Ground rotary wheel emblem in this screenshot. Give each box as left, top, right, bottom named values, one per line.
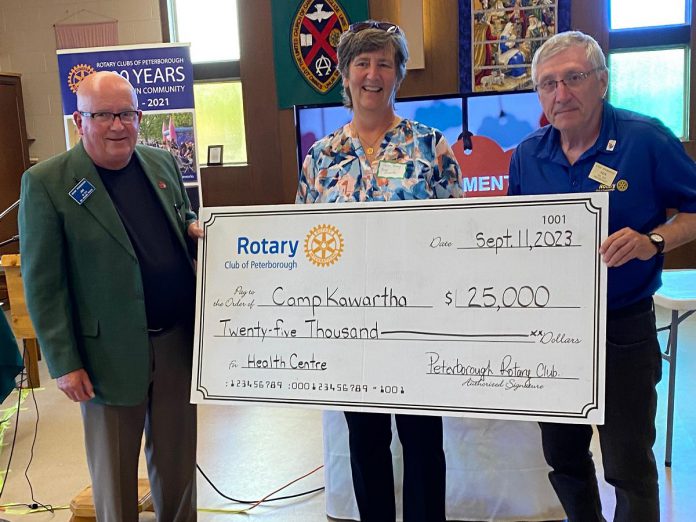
left=68, top=64, right=96, bottom=93
left=304, top=224, right=344, bottom=267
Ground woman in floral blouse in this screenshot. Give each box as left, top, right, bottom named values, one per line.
left=296, top=20, right=464, bottom=522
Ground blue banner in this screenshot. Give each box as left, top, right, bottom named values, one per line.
left=56, top=44, right=199, bottom=184
left=57, top=44, right=194, bottom=113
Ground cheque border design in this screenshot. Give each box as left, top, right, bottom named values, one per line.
left=194, top=196, right=606, bottom=421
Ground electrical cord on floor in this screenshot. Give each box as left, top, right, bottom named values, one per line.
left=23, top=384, right=53, bottom=513
left=0, top=368, right=24, bottom=501
left=0, top=359, right=321, bottom=514
left=0, top=355, right=53, bottom=513
left=197, top=463, right=325, bottom=506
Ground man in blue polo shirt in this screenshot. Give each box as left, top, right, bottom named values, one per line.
left=509, top=31, right=696, bottom=522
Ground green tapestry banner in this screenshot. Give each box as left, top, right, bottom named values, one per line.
left=271, top=0, right=369, bottom=108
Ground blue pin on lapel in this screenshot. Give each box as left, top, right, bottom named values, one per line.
left=69, top=178, right=96, bottom=205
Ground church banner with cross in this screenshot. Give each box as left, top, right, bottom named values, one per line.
left=271, top=0, right=368, bottom=109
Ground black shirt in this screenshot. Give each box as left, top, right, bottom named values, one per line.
left=97, top=156, right=195, bottom=330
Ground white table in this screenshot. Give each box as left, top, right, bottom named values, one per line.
left=323, top=412, right=565, bottom=521
left=653, top=269, right=696, bottom=467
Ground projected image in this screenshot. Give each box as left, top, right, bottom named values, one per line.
left=468, top=91, right=543, bottom=149
left=454, top=91, right=544, bottom=197
left=295, top=96, right=464, bottom=164
left=396, top=97, right=464, bottom=146
left=295, top=92, right=546, bottom=199
left=296, top=104, right=349, bottom=165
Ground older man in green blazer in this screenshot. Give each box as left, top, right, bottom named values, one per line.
left=19, top=72, right=202, bottom=521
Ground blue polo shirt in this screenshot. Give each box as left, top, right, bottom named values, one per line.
left=509, top=101, right=696, bottom=310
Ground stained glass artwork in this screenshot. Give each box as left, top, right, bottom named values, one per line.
left=471, top=0, right=559, bottom=92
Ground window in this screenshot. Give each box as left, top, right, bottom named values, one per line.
left=165, top=0, right=247, bottom=163
left=168, top=0, right=240, bottom=63
left=194, top=82, right=247, bottom=164
left=610, top=0, right=687, bottom=30
left=607, top=0, right=690, bottom=138
left=609, top=48, right=687, bottom=138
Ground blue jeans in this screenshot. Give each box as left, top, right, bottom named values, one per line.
left=540, top=299, right=662, bottom=522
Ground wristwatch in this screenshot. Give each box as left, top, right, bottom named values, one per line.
left=647, top=232, right=665, bottom=255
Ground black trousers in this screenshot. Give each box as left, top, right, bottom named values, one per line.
left=539, top=299, right=662, bottom=522
left=343, top=411, right=446, bottom=522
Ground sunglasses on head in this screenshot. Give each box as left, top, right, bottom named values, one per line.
left=348, top=21, right=401, bottom=34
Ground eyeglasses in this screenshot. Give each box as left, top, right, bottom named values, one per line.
left=78, top=110, right=140, bottom=124
left=535, top=68, right=601, bottom=94
left=348, top=21, right=401, bottom=34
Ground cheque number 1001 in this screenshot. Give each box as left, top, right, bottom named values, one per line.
left=461, top=285, right=550, bottom=309
left=543, top=214, right=566, bottom=225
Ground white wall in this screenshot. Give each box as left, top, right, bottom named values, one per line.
left=0, top=0, right=162, bottom=162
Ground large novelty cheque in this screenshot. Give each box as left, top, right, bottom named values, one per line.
left=192, top=193, right=608, bottom=424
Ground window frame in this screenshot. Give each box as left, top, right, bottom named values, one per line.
left=608, top=0, right=690, bottom=33
left=606, top=0, right=692, bottom=139
left=608, top=45, right=690, bottom=139
left=192, top=79, right=248, bottom=165
left=160, top=0, right=241, bottom=81
left=159, top=0, right=246, bottom=164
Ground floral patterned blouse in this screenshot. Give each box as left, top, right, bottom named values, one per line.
left=296, top=119, right=463, bottom=203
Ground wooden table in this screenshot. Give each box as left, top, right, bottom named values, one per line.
left=0, top=254, right=40, bottom=387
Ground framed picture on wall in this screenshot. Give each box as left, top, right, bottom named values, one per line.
left=207, top=145, right=224, bottom=166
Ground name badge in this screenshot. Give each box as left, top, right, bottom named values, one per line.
left=69, top=178, right=96, bottom=205
left=377, top=161, right=407, bottom=179
left=588, top=162, right=618, bottom=187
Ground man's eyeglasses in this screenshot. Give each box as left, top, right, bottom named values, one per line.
left=535, top=68, right=601, bottom=94
left=78, top=110, right=140, bottom=124
left=348, top=21, right=401, bottom=34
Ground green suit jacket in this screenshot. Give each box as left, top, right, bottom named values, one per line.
left=18, top=142, right=197, bottom=405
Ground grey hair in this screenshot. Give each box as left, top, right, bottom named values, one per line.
left=531, top=31, right=607, bottom=85
left=336, top=21, right=409, bottom=109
